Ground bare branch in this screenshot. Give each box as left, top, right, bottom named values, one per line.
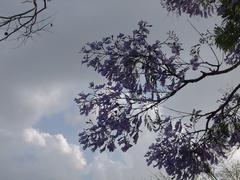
left=0, top=0, right=50, bottom=43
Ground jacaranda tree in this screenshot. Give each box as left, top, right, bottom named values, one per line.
left=75, top=0, right=240, bottom=179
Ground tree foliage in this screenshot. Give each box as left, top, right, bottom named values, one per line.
left=76, top=0, right=240, bottom=179
left=215, top=0, right=240, bottom=51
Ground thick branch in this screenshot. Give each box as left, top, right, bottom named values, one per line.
left=205, top=83, right=240, bottom=130
left=185, top=60, right=240, bottom=84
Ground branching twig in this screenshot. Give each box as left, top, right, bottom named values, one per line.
left=0, top=0, right=50, bottom=43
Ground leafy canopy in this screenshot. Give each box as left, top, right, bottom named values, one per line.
left=76, top=0, right=240, bottom=179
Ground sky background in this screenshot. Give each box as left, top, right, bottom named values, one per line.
left=0, top=0, right=239, bottom=180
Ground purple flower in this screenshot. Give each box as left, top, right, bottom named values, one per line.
left=160, top=0, right=216, bottom=17
left=190, top=55, right=200, bottom=70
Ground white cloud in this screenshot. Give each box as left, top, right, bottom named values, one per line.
left=0, top=126, right=158, bottom=180
left=23, top=128, right=86, bottom=169
left=0, top=128, right=87, bottom=180
left=23, top=128, right=48, bottom=146
left=84, top=130, right=158, bottom=180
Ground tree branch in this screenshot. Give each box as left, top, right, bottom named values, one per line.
left=0, top=0, right=50, bottom=42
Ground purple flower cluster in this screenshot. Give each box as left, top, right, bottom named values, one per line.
left=81, top=21, right=195, bottom=98
left=190, top=55, right=200, bottom=70
left=160, top=0, right=216, bottom=17
left=77, top=20, right=240, bottom=180
left=145, top=92, right=240, bottom=179
left=145, top=120, right=220, bottom=179
left=225, top=41, right=240, bottom=65
left=76, top=82, right=143, bottom=152
left=77, top=21, right=199, bottom=154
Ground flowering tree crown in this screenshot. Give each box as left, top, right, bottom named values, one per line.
left=76, top=0, right=240, bottom=179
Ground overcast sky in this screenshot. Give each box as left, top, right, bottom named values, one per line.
left=0, top=0, right=239, bottom=180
